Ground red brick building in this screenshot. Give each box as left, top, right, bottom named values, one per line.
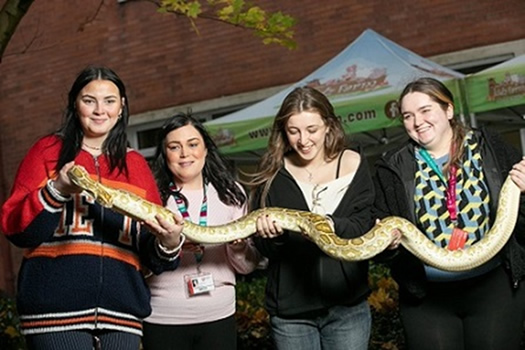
left=1, top=0, right=525, bottom=293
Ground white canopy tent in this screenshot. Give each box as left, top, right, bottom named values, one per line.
left=205, top=29, right=465, bottom=159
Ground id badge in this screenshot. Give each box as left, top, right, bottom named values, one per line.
left=184, top=272, right=215, bottom=297
left=448, top=227, right=468, bottom=251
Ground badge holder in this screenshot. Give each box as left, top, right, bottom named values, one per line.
left=448, top=227, right=468, bottom=251
left=185, top=272, right=215, bottom=297
left=184, top=247, right=215, bottom=297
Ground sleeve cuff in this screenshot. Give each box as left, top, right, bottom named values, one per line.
left=155, top=234, right=185, bottom=261
left=44, top=179, right=72, bottom=204
left=325, top=215, right=335, bottom=231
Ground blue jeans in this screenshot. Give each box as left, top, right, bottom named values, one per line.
left=270, top=301, right=371, bottom=350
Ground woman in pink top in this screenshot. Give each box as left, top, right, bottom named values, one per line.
left=142, top=113, right=262, bottom=350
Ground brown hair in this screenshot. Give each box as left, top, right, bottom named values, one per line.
left=245, top=86, right=345, bottom=207
left=399, top=77, right=469, bottom=173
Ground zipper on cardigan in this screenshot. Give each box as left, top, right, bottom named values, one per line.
left=94, top=156, right=104, bottom=225
left=94, top=307, right=99, bottom=329
left=93, top=155, right=104, bottom=329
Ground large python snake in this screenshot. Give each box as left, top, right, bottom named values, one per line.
left=67, top=165, right=521, bottom=272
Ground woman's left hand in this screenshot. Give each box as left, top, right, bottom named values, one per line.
left=510, top=157, right=525, bottom=192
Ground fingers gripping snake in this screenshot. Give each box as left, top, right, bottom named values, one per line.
left=67, top=165, right=521, bottom=272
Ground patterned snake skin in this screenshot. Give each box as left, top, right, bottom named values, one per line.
left=67, top=165, right=520, bottom=271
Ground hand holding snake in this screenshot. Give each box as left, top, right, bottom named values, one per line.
left=509, top=157, right=525, bottom=191
left=142, top=211, right=185, bottom=251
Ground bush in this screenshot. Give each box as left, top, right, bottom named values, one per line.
left=368, top=262, right=405, bottom=350
left=235, top=270, right=272, bottom=349
left=0, top=291, right=26, bottom=350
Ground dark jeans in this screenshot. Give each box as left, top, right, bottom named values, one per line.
left=142, top=315, right=236, bottom=350
left=400, top=265, right=525, bottom=350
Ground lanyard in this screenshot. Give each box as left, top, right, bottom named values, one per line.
left=173, top=184, right=208, bottom=263
left=418, top=148, right=458, bottom=222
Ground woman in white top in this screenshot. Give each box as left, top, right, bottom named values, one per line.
left=246, top=86, right=376, bottom=350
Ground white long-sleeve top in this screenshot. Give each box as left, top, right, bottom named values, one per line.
left=145, top=183, right=261, bottom=325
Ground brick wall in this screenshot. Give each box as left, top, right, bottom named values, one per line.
left=1, top=0, right=525, bottom=292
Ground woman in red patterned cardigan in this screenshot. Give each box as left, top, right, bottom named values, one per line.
left=0, top=66, right=184, bottom=350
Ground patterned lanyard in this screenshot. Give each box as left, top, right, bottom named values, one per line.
left=173, top=184, right=208, bottom=263
left=418, top=148, right=458, bottom=222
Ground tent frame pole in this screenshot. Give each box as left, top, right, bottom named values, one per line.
left=520, top=128, right=525, bottom=156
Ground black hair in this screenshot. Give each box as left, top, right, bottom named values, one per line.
left=152, top=112, right=246, bottom=207
left=54, top=65, right=130, bottom=174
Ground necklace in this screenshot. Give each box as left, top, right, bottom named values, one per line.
left=303, top=161, right=326, bottom=182
left=82, top=142, right=101, bottom=151
left=304, top=167, right=314, bottom=182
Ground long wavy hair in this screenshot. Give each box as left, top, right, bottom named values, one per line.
left=399, top=77, right=469, bottom=173
left=54, top=66, right=130, bottom=174
left=152, top=112, right=246, bottom=207
left=246, top=86, right=346, bottom=207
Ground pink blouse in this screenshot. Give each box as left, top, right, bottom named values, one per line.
left=145, top=183, right=262, bottom=325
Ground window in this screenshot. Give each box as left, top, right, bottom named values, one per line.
left=447, top=54, right=514, bottom=75
left=126, top=85, right=284, bottom=158
left=430, top=38, right=525, bottom=74
left=127, top=105, right=249, bottom=160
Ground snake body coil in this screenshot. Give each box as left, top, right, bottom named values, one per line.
left=67, top=165, right=520, bottom=272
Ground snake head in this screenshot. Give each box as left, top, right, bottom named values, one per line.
left=67, top=165, right=109, bottom=205
left=67, top=165, right=87, bottom=184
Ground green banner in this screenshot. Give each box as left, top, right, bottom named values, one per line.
left=206, top=93, right=402, bottom=155
left=207, top=81, right=464, bottom=155
left=466, top=58, right=525, bottom=113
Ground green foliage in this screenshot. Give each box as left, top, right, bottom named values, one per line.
left=159, top=0, right=201, bottom=18
left=0, top=292, right=26, bottom=350
left=235, top=271, right=272, bottom=349
left=157, top=0, right=296, bottom=49
left=368, top=263, right=405, bottom=350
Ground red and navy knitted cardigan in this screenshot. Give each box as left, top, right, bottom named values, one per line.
left=0, top=135, right=179, bottom=336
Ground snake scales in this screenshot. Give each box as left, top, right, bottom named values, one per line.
left=67, top=165, right=521, bottom=272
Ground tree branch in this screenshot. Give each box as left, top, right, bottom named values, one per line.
left=78, top=0, right=105, bottom=32
left=0, top=0, right=296, bottom=63
left=0, top=0, right=35, bottom=62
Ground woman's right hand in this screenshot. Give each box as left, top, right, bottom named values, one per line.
left=53, top=161, right=83, bottom=196
left=510, top=157, right=525, bottom=192
left=256, top=214, right=283, bottom=239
